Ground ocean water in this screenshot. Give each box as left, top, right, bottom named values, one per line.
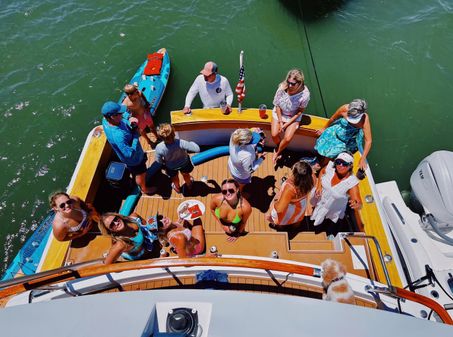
left=1, top=0, right=452, bottom=273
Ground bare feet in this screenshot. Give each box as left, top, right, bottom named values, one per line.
left=265, top=213, right=273, bottom=223
left=226, top=236, right=238, bottom=242
left=171, top=183, right=181, bottom=194
left=272, top=150, right=281, bottom=165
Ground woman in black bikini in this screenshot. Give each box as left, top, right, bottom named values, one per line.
left=50, top=192, right=98, bottom=242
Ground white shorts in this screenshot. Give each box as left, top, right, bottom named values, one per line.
left=272, top=109, right=303, bottom=123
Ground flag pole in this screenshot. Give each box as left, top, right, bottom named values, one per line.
left=238, top=50, right=244, bottom=113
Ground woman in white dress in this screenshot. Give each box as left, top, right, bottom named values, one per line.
left=310, top=152, right=363, bottom=231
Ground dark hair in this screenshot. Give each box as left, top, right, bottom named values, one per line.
left=335, top=151, right=354, bottom=174
left=292, top=162, right=314, bottom=195
left=221, top=178, right=239, bottom=188
left=221, top=178, right=243, bottom=207
left=49, top=191, right=69, bottom=208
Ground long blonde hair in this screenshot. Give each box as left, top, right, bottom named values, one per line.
left=231, top=128, right=252, bottom=146
left=278, top=69, right=305, bottom=92
left=99, top=212, right=138, bottom=245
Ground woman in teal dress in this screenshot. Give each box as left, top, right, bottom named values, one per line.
left=315, top=99, right=372, bottom=170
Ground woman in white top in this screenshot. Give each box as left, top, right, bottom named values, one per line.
left=158, top=216, right=205, bottom=258
left=228, top=128, right=266, bottom=191
left=271, top=69, right=310, bottom=165
left=310, top=152, right=363, bottom=229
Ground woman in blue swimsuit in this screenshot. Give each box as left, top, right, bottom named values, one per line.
left=99, top=212, right=148, bottom=264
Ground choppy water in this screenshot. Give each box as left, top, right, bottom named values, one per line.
left=1, top=0, right=452, bottom=273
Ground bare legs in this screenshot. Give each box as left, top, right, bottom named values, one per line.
left=135, top=172, right=155, bottom=194
left=182, top=172, right=193, bottom=189
left=172, top=172, right=194, bottom=193
left=271, top=121, right=299, bottom=164
left=190, top=218, right=205, bottom=255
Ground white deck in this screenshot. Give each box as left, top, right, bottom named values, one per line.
left=1, top=289, right=452, bottom=337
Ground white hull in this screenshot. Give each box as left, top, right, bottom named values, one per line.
left=377, top=180, right=453, bottom=314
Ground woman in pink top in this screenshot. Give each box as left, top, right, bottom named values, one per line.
left=122, top=84, right=158, bottom=146
left=266, top=161, right=314, bottom=228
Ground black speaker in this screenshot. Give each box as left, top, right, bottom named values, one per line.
left=166, top=307, right=198, bottom=337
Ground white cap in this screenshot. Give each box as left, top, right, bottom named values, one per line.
left=335, top=152, right=354, bottom=164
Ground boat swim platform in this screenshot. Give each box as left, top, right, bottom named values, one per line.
left=66, top=147, right=376, bottom=281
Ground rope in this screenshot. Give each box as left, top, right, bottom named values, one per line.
left=297, top=2, right=328, bottom=118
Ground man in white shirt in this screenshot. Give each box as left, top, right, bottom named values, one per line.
left=183, top=61, right=234, bottom=115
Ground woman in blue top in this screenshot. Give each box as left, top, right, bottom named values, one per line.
left=99, top=212, right=148, bottom=264
left=315, top=99, right=372, bottom=171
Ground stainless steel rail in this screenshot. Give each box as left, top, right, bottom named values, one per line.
left=339, top=232, right=393, bottom=291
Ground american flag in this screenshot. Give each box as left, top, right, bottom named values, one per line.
left=235, top=64, right=246, bottom=104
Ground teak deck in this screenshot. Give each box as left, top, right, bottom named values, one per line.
left=68, top=139, right=376, bottom=281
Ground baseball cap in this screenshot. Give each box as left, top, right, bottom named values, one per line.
left=101, top=101, right=123, bottom=117
left=346, top=99, right=367, bottom=124
left=200, top=61, right=218, bottom=76
left=335, top=152, right=354, bottom=164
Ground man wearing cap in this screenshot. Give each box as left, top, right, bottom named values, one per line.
left=182, top=61, right=234, bottom=115
left=101, top=101, right=153, bottom=194
left=314, top=99, right=372, bottom=170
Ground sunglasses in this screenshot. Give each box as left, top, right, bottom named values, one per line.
left=108, top=112, right=122, bottom=118
left=126, top=91, right=138, bottom=97
left=108, top=216, right=121, bottom=230
left=334, top=159, right=351, bottom=167
left=221, top=189, right=236, bottom=195
left=287, top=80, right=300, bottom=87
left=58, top=199, right=74, bottom=209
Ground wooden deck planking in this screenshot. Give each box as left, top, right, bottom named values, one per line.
left=62, top=130, right=374, bottom=282
left=135, top=148, right=291, bottom=235
left=128, top=145, right=377, bottom=280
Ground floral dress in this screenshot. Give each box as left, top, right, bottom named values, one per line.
left=314, top=118, right=364, bottom=159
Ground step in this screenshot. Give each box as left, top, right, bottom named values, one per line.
left=290, top=231, right=327, bottom=242
left=289, top=240, right=334, bottom=251
left=205, top=231, right=289, bottom=258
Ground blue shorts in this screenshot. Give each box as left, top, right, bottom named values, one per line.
left=166, top=158, right=194, bottom=178
left=232, top=174, right=251, bottom=185
left=128, top=154, right=147, bottom=175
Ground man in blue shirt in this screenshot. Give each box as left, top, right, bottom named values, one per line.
left=101, top=101, right=153, bottom=194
